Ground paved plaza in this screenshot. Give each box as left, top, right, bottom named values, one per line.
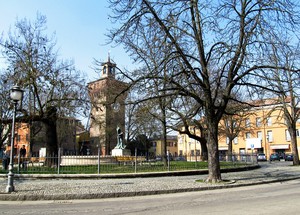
left=0, top=162, right=299, bottom=201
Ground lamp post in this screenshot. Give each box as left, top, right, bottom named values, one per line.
left=6, top=85, right=23, bottom=193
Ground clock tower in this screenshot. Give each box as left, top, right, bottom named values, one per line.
left=88, top=56, right=128, bottom=155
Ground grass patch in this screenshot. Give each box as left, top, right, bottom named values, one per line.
left=0, top=161, right=251, bottom=174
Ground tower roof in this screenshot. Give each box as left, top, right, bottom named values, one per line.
left=100, top=54, right=116, bottom=79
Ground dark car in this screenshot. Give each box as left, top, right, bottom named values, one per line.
left=270, top=153, right=280, bottom=161
left=285, top=154, right=293, bottom=161
left=174, top=156, right=186, bottom=161
left=279, top=153, right=285, bottom=159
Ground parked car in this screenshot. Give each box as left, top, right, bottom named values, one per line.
left=279, top=153, right=285, bottom=159
left=257, top=153, right=267, bottom=161
left=285, top=154, right=293, bottom=161
left=174, top=156, right=186, bottom=161
left=270, top=153, right=280, bottom=161
left=155, top=156, right=162, bottom=161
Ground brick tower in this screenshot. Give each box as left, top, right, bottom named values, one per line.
left=88, top=56, right=128, bottom=155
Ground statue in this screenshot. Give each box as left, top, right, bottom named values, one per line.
left=115, top=126, right=126, bottom=149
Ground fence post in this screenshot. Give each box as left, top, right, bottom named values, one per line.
left=57, top=148, right=61, bottom=174
left=97, top=146, right=100, bottom=174
left=134, top=147, right=137, bottom=173
left=167, top=150, right=170, bottom=171
left=17, top=153, right=20, bottom=174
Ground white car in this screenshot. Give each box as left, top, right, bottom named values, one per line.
left=257, top=153, right=267, bottom=161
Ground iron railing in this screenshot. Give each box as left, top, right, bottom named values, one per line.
left=0, top=151, right=257, bottom=175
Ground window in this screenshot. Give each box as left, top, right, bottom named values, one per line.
left=267, top=131, right=273, bottom=142
left=16, top=135, right=21, bottom=142
left=257, top=131, right=262, bottom=140
left=111, top=67, right=115, bottom=74
left=225, top=120, right=236, bottom=128
left=225, top=120, right=229, bottom=128
left=285, top=130, right=291, bottom=141
left=227, top=137, right=238, bottom=144
left=191, top=150, right=195, bottom=156
left=234, top=137, right=238, bottom=144
left=246, top=132, right=251, bottom=139
left=256, top=117, right=261, bottom=127
left=179, top=150, right=183, bottom=156
left=168, top=142, right=175, bottom=147
left=233, top=120, right=237, bottom=128
left=245, top=118, right=250, bottom=127
left=266, top=117, right=272, bottom=126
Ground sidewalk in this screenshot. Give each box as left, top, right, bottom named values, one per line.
left=0, top=162, right=299, bottom=201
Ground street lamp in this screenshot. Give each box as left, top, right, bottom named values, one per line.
left=6, top=85, right=23, bottom=193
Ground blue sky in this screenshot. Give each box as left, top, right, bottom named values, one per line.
left=0, top=0, right=132, bottom=81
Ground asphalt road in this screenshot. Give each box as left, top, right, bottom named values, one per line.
left=1, top=178, right=300, bottom=215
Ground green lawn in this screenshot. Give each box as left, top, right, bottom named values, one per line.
left=0, top=160, right=250, bottom=174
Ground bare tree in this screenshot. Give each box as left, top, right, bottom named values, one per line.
left=262, top=42, right=300, bottom=165
left=0, top=75, right=13, bottom=148
left=219, top=102, right=254, bottom=161
left=107, top=0, right=300, bottom=182
left=168, top=96, right=208, bottom=161
left=0, top=14, right=89, bottom=157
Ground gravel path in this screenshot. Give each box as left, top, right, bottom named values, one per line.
left=0, top=162, right=299, bottom=201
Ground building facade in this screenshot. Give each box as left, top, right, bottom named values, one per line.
left=2, top=118, right=78, bottom=158
left=6, top=122, right=30, bottom=157
left=177, top=128, right=202, bottom=161
left=88, top=57, right=128, bottom=155
left=178, top=100, right=300, bottom=160
left=218, top=101, right=300, bottom=159
left=150, top=135, right=178, bottom=158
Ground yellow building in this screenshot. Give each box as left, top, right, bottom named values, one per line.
left=179, top=99, right=300, bottom=160
left=177, top=129, right=201, bottom=159
left=150, top=135, right=178, bottom=157
left=219, top=100, right=300, bottom=159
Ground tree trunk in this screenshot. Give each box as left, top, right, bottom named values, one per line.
left=44, top=120, right=58, bottom=155
left=227, top=139, right=233, bottom=162
left=205, top=121, right=222, bottom=183
left=289, top=128, right=300, bottom=165
left=200, top=140, right=208, bottom=161
left=162, top=123, right=168, bottom=167
left=43, top=106, right=58, bottom=167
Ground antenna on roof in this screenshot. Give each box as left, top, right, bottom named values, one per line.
left=108, top=50, right=111, bottom=63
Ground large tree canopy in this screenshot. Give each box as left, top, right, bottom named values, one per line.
left=0, top=14, right=89, bottom=155
left=263, top=42, right=300, bottom=165
left=108, top=0, right=300, bottom=182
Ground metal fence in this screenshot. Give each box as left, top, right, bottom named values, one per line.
left=0, top=152, right=257, bottom=175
